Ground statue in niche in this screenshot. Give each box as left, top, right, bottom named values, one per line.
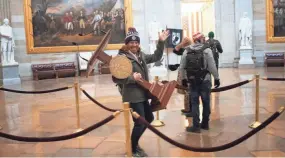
left=238, top=12, right=252, bottom=49
left=0, top=18, right=16, bottom=65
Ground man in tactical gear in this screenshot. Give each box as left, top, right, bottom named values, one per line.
left=172, top=37, right=193, bottom=116
left=206, top=31, right=223, bottom=70
left=179, top=32, right=220, bottom=133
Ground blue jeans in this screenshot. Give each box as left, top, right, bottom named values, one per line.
left=130, top=101, right=154, bottom=152
left=189, top=80, right=211, bottom=128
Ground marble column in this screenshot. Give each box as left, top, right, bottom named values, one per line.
left=215, top=0, right=237, bottom=68
left=0, top=0, right=11, bottom=22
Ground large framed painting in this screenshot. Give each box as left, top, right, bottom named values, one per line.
left=266, top=0, right=285, bottom=43
left=23, top=0, right=133, bottom=54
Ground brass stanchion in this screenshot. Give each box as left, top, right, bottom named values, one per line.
left=249, top=74, right=261, bottom=128
left=151, top=76, right=165, bottom=127
left=74, top=82, right=81, bottom=130
left=123, top=102, right=132, bottom=157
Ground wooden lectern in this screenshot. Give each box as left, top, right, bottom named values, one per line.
left=137, top=79, right=177, bottom=111
left=86, top=30, right=177, bottom=111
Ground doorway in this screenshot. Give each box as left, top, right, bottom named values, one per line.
left=181, top=0, right=215, bottom=39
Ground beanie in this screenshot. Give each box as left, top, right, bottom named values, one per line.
left=208, top=31, right=214, bottom=38
left=125, top=27, right=140, bottom=44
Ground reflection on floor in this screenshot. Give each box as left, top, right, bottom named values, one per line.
left=0, top=68, right=285, bottom=157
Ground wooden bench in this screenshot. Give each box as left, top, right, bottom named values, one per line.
left=32, top=63, right=55, bottom=80
left=54, top=62, right=76, bottom=78
left=32, top=62, right=76, bottom=80
left=265, top=52, right=285, bottom=67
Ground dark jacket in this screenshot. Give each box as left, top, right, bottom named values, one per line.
left=206, top=39, right=223, bottom=59
left=112, top=40, right=165, bottom=103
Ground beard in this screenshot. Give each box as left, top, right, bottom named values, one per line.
left=129, top=46, right=139, bottom=53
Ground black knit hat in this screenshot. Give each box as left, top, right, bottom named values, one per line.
left=125, top=27, right=140, bottom=44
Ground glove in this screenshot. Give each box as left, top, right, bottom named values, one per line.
left=214, top=79, right=220, bottom=88
left=173, top=48, right=185, bottom=56
left=182, top=79, right=188, bottom=87
left=168, top=64, right=180, bottom=71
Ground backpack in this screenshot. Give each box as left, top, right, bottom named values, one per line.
left=185, top=45, right=209, bottom=85
left=207, top=39, right=218, bottom=58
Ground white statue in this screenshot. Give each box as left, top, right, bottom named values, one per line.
left=238, top=12, right=252, bottom=49
left=0, top=18, right=16, bottom=65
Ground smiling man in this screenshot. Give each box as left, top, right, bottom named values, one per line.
left=112, top=27, right=169, bottom=157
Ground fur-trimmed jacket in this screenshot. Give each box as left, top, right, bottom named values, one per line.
left=112, top=41, right=165, bottom=103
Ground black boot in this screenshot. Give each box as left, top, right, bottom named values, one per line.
left=181, top=109, right=190, bottom=113
left=186, top=126, right=201, bottom=133
left=185, top=112, right=193, bottom=117
left=132, top=150, right=145, bottom=157
left=137, top=145, right=148, bottom=156
left=132, top=145, right=148, bottom=157
left=200, top=121, right=209, bottom=130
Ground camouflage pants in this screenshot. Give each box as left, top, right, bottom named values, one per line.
left=184, top=90, right=191, bottom=112
left=177, top=69, right=191, bottom=111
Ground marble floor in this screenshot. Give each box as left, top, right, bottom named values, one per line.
left=0, top=68, right=285, bottom=157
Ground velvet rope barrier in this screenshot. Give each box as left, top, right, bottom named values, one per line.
left=211, top=79, right=252, bottom=93
left=81, top=88, right=119, bottom=112
left=0, top=86, right=72, bottom=94
left=132, top=107, right=284, bottom=152
left=262, top=77, right=285, bottom=81
left=162, top=79, right=253, bottom=93
left=0, top=112, right=120, bottom=142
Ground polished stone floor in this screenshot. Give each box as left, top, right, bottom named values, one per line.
left=0, top=68, right=285, bottom=157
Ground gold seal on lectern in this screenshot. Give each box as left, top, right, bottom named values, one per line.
left=109, top=55, right=132, bottom=79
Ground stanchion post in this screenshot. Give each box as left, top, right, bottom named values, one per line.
left=249, top=74, right=261, bottom=128
left=0, top=126, right=2, bottom=130
left=123, top=102, right=132, bottom=157
left=74, top=82, right=81, bottom=129
left=151, top=76, right=165, bottom=127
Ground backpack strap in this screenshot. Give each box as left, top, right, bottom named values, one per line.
left=186, top=44, right=208, bottom=54
left=185, top=47, right=194, bottom=54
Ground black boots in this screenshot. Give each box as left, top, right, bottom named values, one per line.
left=200, top=121, right=209, bottom=130
left=132, top=145, right=148, bottom=157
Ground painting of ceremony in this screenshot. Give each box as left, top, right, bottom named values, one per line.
left=31, top=0, right=126, bottom=47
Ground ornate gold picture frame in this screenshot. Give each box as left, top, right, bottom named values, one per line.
left=266, top=0, right=285, bottom=43
left=23, top=0, right=133, bottom=54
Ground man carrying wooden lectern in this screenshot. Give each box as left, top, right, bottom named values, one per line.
left=112, top=27, right=169, bottom=157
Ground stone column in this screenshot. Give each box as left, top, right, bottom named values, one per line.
left=215, top=0, right=237, bottom=68
left=0, top=0, right=11, bottom=22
